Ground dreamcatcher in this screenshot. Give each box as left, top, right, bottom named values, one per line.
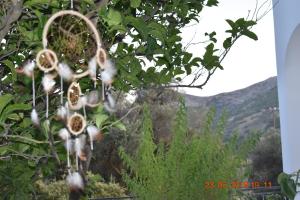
left=19, top=3, right=116, bottom=192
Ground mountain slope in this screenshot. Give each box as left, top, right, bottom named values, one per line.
left=185, top=77, right=279, bottom=137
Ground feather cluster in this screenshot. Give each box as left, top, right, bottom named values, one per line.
left=42, top=74, right=56, bottom=93
left=75, top=135, right=86, bottom=161
left=88, top=57, right=97, bottom=81
left=87, top=125, right=103, bottom=150
left=23, top=61, right=36, bottom=77
left=101, top=60, right=116, bottom=84
left=104, top=93, right=116, bottom=113
left=57, top=106, right=68, bottom=121
left=67, top=172, right=84, bottom=191
left=59, top=128, right=70, bottom=141
left=31, top=109, right=40, bottom=126
left=86, top=90, right=100, bottom=106
left=58, top=63, right=74, bottom=82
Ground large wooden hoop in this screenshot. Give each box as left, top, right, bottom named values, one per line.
left=42, top=10, right=103, bottom=79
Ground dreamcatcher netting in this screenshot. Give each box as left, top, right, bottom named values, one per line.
left=19, top=7, right=116, bottom=191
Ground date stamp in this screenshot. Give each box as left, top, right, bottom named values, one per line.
left=204, top=181, right=272, bottom=189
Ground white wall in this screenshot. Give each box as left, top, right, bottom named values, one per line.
left=273, top=0, right=300, bottom=173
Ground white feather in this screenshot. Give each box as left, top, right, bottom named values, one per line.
left=87, top=90, right=100, bottom=105
left=107, top=93, right=115, bottom=108
left=23, top=61, right=35, bottom=77
left=104, top=102, right=116, bottom=113
left=75, top=135, right=86, bottom=157
left=42, top=74, right=56, bottom=92
left=101, top=60, right=116, bottom=84
left=67, top=172, right=84, bottom=190
left=57, top=106, right=67, bottom=120
left=58, top=128, right=70, bottom=140
left=87, top=125, right=100, bottom=150
left=31, top=109, right=39, bottom=126
left=80, top=96, right=87, bottom=106
left=87, top=125, right=100, bottom=138
left=58, top=63, right=74, bottom=81
left=65, top=139, right=75, bottom=154
left=88, top=57, right=97, bottom=80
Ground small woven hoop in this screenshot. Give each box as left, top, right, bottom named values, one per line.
left=67, top=113, right=86, bottom=136
left=36, top=49, right=58, bottom=73
left=67, top=82, right=82, bottom=110
left=42, top=10, right=104, bottom=79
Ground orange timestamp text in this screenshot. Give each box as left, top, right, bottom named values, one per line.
left=204, top=181, right=272, bottom=189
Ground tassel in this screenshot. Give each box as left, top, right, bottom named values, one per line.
left=31, top=109, right=39, bottom=126
left=23, top=61, right=35, bottom=77
left=104, top=93, right=116, bottom=113
left=42, top=74, right=56, bottom=93
left=87, top=90, right=100, bottom=105
left=80, top=96, right=87, bottom=107
left=58, top=128, right=70, bottom=140
left=58, top=63, right=74, bottom=82
left=88, top=57, right=97, bottom=81
left=67, top=172, right=84, bottom=191
left=57, top=106, right=67, bottom=120
left=87, top=125, right=103, bottom=150
left=101, top=60, right=116, bottom=84
left=59, top=128, right=71, bottom=168
left=65, top=139, right=75, bottom=154
left=75, top=135, right=86, bottom=162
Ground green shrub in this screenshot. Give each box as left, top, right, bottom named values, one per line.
left=34, top=172, right=126, bottom=199
left=120, top=100, right=255, bottom=200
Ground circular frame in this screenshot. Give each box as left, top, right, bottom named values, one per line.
left=67, top=82, right=82, bottom=110
left=36, top=49, right=58, bottom=73
left=67, top=113, right=86, bottom=136
left=42, top=10, right=103, bottom=79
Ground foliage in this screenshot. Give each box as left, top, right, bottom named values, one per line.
left=278, top=171, right=298, bottom=199
left=35, top=171, right=126, bottom=199
left=119, top=100, right=256, bottom=200
left=250, top=130, right=282, bottom=185
left=0, top=0, right=259, bottom=92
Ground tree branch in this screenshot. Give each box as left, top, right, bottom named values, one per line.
left=0, top=0, right=23, bottom=42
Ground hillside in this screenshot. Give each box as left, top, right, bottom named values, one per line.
left=185, top=77, right=280, bottom=137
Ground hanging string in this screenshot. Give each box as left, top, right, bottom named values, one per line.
left=70, top=0, right=74, bottom=9
left=32, top=73, right=36, bottom=108
left=46, top=92, right=49, bottom=121
left=67, top=136, right=71, bottom=173
left=60, top=75, right=64, bottom=106
left=76, top=150, right=79, bottom=171
left=102, top=82, right=105, bottom=101
left=83, top=105, right=87, bottom=120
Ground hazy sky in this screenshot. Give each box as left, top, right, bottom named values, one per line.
left=180, top=0, right=277, bottom=96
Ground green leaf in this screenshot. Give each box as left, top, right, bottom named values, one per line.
left=223, top=37, right=232, bottom=49
left=107, top=9, right=122, bottom=26
left=95, top=114, right=109, bottom=128
left=206, top=0, right=219, bottom=6
left=130, top=0, right=141, bottom=8
left=114, top=121, right=126, bottom=131
left=0, top=94, right=13, bottom=116
left=7, top=113, right=21, bottom=121
left=2, top=60, right=17, bottom=81
left=0, top=103, right=31, bottom=122
left=242, top=30, right=258, bottom=41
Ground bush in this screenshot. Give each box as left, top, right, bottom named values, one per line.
left=35, top=172, right=126, bottom=199
left=120, top=100, right=255, bottom=200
